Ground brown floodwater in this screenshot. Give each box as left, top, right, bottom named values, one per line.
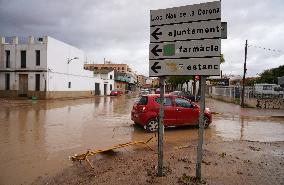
left=0, top=96, right=283, bottom=185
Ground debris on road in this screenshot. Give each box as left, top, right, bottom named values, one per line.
left=219, top=152, right=226, bottom=158
left=69, top=137, right=154, bottom=168
left=178, top=173, right=207, bottom=185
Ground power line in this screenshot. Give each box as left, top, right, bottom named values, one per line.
left=247, top=44, right=282, bottom=53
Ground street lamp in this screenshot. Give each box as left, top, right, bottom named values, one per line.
left=67, top=57, right=79, bottom=64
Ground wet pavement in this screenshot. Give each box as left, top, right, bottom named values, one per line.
left=0, top=95, right=283, bottom=185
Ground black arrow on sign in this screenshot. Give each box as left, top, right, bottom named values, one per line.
left=151, top=62, right=161, bottom=73
left=151, top=45, right=162, bottom=56
left=151, top=28, right=162, bottom=40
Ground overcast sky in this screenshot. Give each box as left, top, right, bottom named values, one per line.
left=0, top=0, right=283, bottom=77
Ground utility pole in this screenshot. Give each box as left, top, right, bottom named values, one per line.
left=241, top=40, right=248, bottom=108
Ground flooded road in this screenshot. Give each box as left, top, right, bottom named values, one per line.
left=0, top=96, right=283, bottom=185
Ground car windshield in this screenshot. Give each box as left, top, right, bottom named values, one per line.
left=175, top=98, right=193, bottom=108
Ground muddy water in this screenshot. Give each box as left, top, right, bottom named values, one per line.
left=206, top=98, right=284, bottom=142
left=0, top=96, right=283, bottom=185
left=213, top=117, right=284, bottom=142
left=0, top=96, right=139, bottom=185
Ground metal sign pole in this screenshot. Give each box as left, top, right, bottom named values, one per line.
left=196, top=76, right=206, bottom=179
left=158, top=76, right=165, bottom=176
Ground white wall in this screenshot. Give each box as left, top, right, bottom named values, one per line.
left=93, top=70, right=115, bottom=95
left=0, top=36, right=114, bottom=96
left=0, top=38, right=47, bottom=91
left=2, top=41, right=47, bottom=71
left=47, top=37, right=94, bottom=92
left=46, top=37, right=114, bottom=95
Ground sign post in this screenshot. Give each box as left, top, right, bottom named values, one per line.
left=158, top=76, right=165, bottom=176
left=196, top=76, right=206, bottom=179
left=149, top=1, right=222, bottom=178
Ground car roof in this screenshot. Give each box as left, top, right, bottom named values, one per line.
left=141, top=94, right=194, bottom=102
left=141, top=94, right=174, bottom=98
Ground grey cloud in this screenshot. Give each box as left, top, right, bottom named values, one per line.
left=0, top=0, right=283, bottom=76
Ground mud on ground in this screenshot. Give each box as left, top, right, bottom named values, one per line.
left=32, top=136, right=284, bottom=185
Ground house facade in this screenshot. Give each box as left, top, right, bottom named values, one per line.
left=84, top=62, right=137, bottom=93
left=0, top=36, right=114, bottom=99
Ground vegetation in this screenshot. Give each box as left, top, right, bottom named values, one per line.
left=255, top=65, right=284, bottom=84
left=166, top=76, right=192, bottom=91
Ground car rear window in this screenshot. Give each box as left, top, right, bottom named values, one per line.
left=136, top=96, right=148, bottom=105
left=155, top=97, right=173, bottom=106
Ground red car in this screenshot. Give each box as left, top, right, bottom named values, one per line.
left=131, top=94, right=212, bottom=132
left=110, top=90, right=123, bottom=96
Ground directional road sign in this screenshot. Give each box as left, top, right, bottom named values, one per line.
left=149, top=1, right=221, bottom=77
left=149, top=58, right=220, bottom=76
left=149, top=39, right=220, bottom=59
left=150, top=1, right=220, bottom=26
left=150, top=20, right=221, bottom=43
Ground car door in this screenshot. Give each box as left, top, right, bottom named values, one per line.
left=155, top=97, right=176, bottom=126
left=174, top=97, right=199, bottom=125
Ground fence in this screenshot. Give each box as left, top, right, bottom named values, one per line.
left=208, top=86, right=284, bottom=109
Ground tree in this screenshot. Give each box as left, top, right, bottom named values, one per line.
left=166, top=76, right=192, bottom=91
left=256, top=65, right=284, bottom=84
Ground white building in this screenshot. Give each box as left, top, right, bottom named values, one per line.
left=0, top=36, right=114, bottom=99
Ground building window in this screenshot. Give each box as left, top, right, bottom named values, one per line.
left=68, top=82, right=71, bottom=88
left=5, top=73, right=10, bottom=90
left=35, top=74, right=40, bottom=91
left=122, top=67, right=124, bottom=70
left=118, top=67, right=120, bottom=70
left=110, top=75, right=113, bottom=79
left=36, top=50, right=40, bottom=66
left=21, top=50, right=26, bottom=68
left=110, top=84, right=112, bottom=91
left=5, top=50, right=10, bottom=68
left=117, top=85, right=119, bottom=88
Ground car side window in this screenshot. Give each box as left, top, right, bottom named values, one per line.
left=155, top=97, right=173, bottom=106
left=175, top=98, right=193, bottom=108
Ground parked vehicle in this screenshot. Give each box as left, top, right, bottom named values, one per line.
left=131, top=94, right=212, bottom=132
left=110, top=89, right=123, bottom=96
left=139, top=89, right=151, bottom=96
left=254, top=83, right=283, bottom=98
left=155, top=88, right=160, bottom=94
left=169, top=91, right=200, bottom=102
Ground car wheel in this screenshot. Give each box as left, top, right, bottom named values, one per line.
left=146, top=118, right=158, bottom=132
left=203, top=116, right=210, bottom=128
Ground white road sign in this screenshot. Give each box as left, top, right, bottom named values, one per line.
left=149, top=1, right=222, bottom=77
left=149, top=58, right=220, bottom=76
left=150, top=1, right=220, bottom=26
left=150, top=20, right=221, bottom=42
left=149, top=39, right=220, bottom=59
